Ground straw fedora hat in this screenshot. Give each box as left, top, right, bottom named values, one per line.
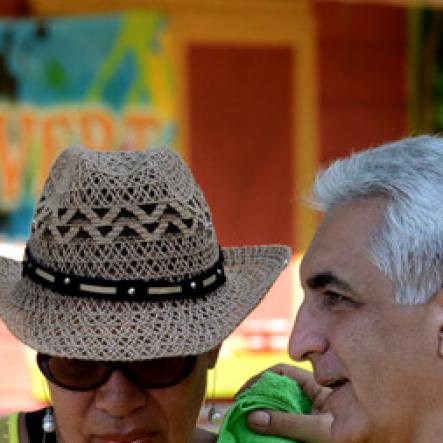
left=0, top=147, right=290, bottom=361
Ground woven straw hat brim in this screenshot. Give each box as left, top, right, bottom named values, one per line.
left=0, top=245, right=290, bottom=361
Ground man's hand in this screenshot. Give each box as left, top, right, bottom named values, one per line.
left=238, top=364, right=333, bottom=443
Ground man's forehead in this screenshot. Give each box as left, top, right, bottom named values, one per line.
left=300, top=199, right=388, bottom=284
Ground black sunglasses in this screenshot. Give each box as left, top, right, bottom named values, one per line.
left=36, top=353, right=197, bottom=391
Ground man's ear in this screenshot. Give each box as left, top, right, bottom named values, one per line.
left=208, top=345, right=222, bottom=369
left=433, top=289, right=443, bottom=357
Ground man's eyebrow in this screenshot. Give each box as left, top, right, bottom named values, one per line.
left=306, top=271, right=361, bottom=297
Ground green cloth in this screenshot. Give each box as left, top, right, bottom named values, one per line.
left=216, top=371, right=312, bottom=443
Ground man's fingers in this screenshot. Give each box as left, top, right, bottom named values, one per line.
left=238, top=366, right=333, bottom=442
left=237, top=364, right=306, bottom=397
left=237, top=364, right=331, bottom=413
left=247, top=409, right=333, bottom=443
left=236, top=372, right=264, bottom=397
left=266, top=365, right=331, bottom=410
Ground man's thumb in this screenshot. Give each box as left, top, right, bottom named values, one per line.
left=247, top=409, right=333, bottom=443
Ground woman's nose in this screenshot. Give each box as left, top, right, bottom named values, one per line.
left=94, top=369, right=146, bottom=418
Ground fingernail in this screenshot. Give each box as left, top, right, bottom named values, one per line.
left=249, top=410, right=270, bottom=427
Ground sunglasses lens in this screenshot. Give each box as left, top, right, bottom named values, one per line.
left=128, top=355, right=197, bottom=388
left=37, top=354, right=197, bottom=391
left=38, top=354, right=110, bottom=391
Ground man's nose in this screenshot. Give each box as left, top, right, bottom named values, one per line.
left=288, top=300, right=328, bottom=361
left=95, top=370, right=147, bottom=418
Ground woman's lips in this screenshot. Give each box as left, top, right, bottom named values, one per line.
left=100, top=440, right=150, bottom=443
left=91, top=431, right=158, bottom=443
left=103, top=440, right=150, bottom=443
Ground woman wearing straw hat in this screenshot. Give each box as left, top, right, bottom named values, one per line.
left=0, top=146, right=290, bottom=443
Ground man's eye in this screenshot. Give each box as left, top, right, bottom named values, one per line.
left=323, top=291, right=355, bottom=307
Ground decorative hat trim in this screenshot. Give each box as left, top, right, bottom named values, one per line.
left=23, top=247, right=226, bottom=302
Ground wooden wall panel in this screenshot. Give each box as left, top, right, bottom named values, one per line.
left=0, top=0, right=30, bottom=15
left=188, top=45, right=293, bottom=247
left=314, top=1, right=408, bottom=163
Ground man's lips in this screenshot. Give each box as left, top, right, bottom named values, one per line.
left=91, top=430, right=158, bottom=443
left=316, top=375, right=350, bottom=395
left=322, top=379, right=349, bottom=390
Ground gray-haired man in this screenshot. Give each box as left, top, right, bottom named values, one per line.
left=246, top=136, right=443, bottom=443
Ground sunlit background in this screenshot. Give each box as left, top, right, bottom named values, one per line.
left=0, top=0, right=441, bottom=426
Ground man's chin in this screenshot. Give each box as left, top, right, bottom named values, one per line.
left=328, top=385, right=371, bottom=443
left=330, top=407, right=371, bottom=443
left=324, top=379, right=352, bottom=414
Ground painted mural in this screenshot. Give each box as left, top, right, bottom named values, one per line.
left=0, top=12, right=176, bottom=238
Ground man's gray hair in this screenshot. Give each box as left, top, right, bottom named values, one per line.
left=311, top=135, right=443, bottom=304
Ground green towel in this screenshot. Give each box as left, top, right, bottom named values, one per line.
left=216, top=371, right=312, bottom=443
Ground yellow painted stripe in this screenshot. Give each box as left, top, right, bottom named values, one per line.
left=7, top=413, right=19, bottom=443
